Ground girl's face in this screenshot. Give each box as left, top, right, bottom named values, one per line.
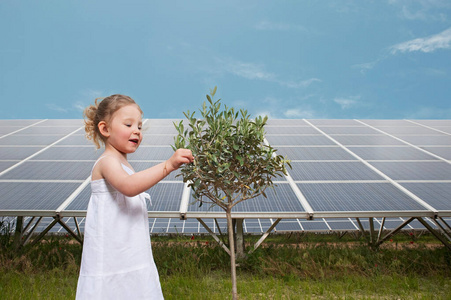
left=104, top=104, right=143, bottom=155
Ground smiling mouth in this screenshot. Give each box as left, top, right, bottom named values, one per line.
left=129, top=139, right=139, bottom=144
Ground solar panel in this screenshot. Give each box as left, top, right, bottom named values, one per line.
left=32, top=146, right=101, bottom=161
left=0, top=135, right=67, bottom=146
left=0, top=146, right=45, bottom=160
left=347, top=146, right=438, bottom=160
left=1, top=161, right=92, bottom=180
left=128, top=146, right=175, bottom=160
left=65, top=186, right=91, bottom=211
left=1, top=118, right=450, bottom=239
left=18, top=126, right=82, bottom=135
left=275, top=219, right=303, bottom=231
left=369, top=161, right=451, bottom=180
left=187, top=183, right=305, bottom=213
left=0, top=182, right=81, bottom=214
left=265, top=126, right=319, bottom=134
left=297, top=182, right=429, bottom=213
left=55, top=134, right=93, bottom=146
left=373, top=126, right=442, bottom=135
left=393, top=135, right=451, bottom=146
left=411, top=120, right=451, bottom=126
left=0, top=120, right=43, bottom=127
left=275, top=146, right=356, bottom=160
left=331, top=135, right=406, bottom=146
left=318, top=126, right=380, bottom=134
left=298, top=219, right=330, bottom=231
left=290, top=161, right=384, bottom=181
left=266, top=135, right=336, bottom=146
left=421, top=147, right=451, bottom=159
left=0, top=161, right=18, bottom=172
left=326, top=219, right=359, bottom=231
left=140, top=135, right=176, bottom=146
left=308, top=119, right=361, bottom=126
left=147, top=183, right=184, bottom=212
left=130, top=161, right=182, bottom=181
left=359, top=120, right=413, bottom=126
left=144, top=126, right=179, bottom=135
left=399, top=183, right=451, bottom=212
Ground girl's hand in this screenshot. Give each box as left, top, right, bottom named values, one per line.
left=167, top=148, right=194, bottom=171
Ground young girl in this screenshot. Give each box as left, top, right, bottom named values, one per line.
left=76, top=94, right=193, bottom=299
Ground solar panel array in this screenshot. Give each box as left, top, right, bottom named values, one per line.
left=0, top=119, right=450, bottom=235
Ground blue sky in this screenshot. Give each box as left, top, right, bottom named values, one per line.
left=1, top=0, right=450, bottom=120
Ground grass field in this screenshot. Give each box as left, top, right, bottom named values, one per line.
left=1, top=232, right=450, bottom=299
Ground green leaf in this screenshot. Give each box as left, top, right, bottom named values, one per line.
left=210, top=86, right=217, bottom=96
left=236, top=155, right=244, bottom=166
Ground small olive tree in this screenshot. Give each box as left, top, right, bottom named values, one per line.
left=173, top=87, right=290, bottom=299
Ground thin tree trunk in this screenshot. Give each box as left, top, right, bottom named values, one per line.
left=226, top=207, right=238, bottom=300
left=13, top=216, right=24, bottom=250
left=235, top=218, right=245, bottom=259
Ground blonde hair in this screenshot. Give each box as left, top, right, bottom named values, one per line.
left=83, top=94, right=142, bottom=149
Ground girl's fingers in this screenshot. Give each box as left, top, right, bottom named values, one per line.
left=177, top=149, right=194, bottom=162
left=170, top=149, right=194, bottom=169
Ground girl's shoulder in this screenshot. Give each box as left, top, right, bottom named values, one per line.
left=91, top=155, right=123, bottom=180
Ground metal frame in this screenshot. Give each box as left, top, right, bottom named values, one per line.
left=1, top=119, right=451, bottom=250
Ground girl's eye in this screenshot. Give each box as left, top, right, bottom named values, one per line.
left=125, top=124, right=131, bottom=127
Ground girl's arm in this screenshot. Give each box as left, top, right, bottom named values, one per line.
left=98, top=149, right=193, bottom=197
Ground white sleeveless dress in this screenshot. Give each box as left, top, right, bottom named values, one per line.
left=76, top=159, right=164, bottom=299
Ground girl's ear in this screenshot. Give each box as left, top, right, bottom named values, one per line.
left=98, top=121, right=110, bottom=138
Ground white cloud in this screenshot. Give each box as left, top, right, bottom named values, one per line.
left=216, top=57, right=320, bottom=89
left=255, top=110, right=275, bottom=119
left=352, top=60, right=379, bottom=74
left=223, top=60, right=276, bottom=81
left=283, top=108, right=317, bottom=119
left=389, top=0, right=450, bottom=21
left=250, top=96, right=323, bottom=119
left=73, top=102, right=86, bottom=112
left=404, top=106, right=451, bottom=119
left=281, top=78, right=322, bottom=89
left=390, top=27, right=451, bottom=54
left=334, top=96, right=360, bottom=110
left=46, top=103, right=69, bottom=113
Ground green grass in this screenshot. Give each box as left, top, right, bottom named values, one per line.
left=1, top=233, right=450, bottom=299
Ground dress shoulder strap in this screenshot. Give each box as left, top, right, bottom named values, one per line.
left=91, top=155, right=109, bottom=172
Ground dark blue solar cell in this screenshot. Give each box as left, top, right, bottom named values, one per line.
left=369, top=161, right=451, bottom=180
left=297, top=182, right=428, bottom=212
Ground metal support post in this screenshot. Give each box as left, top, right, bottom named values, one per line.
left=438, top=217, right=451, bottom=232
left=430, top=218, right=451, bottom=242
left=214, top=218, right=227, bottom=245
left=58, top=217, right=83, bottom=244
left=13, top=216, right=24, bottom=250
left=249, top=218, right=281, bottom=254
left=73, top=217, right=83, bottom=240
left=339, top=231, right=348, bottom=239
left=368, top=217, right=375, bottom=247
left=416, top=217, right=451, bottom=251
left=376, top=217, right=415, bottom=248
left=22, top=217, right=43, bottom=245
left=355, top=218, right=366, bottom=240
left=377, top=217, right=386, bottom=243
left=28, top=218, right=59, bottom=248
left=22, top=217, right=36, bottom=234
left=197, top=218, right=231, bottom=255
